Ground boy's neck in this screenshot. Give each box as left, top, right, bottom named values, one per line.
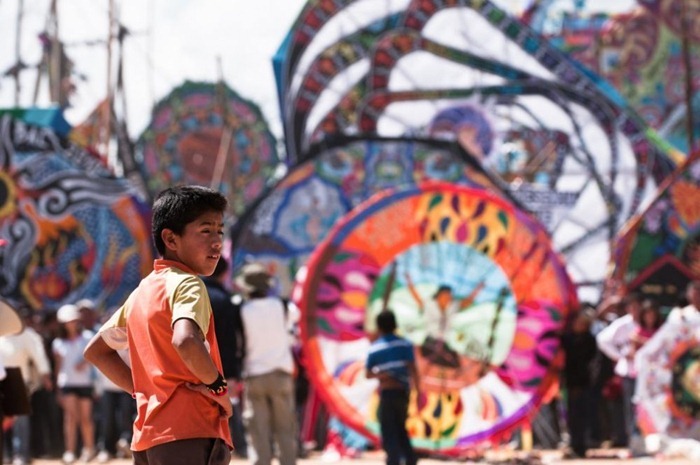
left=161, top=251, right=178, bottom=261
left=157, top=255, right=194, bottom=273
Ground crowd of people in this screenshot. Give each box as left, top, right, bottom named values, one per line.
left=0, top=299, right=135, bottom=465
left=558, top=280, right=700, bottom=459
left=1, top=184, right=699, bottom=465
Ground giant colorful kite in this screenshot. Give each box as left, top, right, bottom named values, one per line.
left=540, top=1, right=700, bottom=154
left=0, top=111, right=153, bottom=312
left=230, top=136, right=504, bottom=296
left=293, top=182, right=576, bottom=454
left=276, top=0, right=680, bottom=301
left=635, top=309, right=700, bottom=439
left=135, top=80, right=279, bottom=218
left=610, top=150, right=700, bottom=305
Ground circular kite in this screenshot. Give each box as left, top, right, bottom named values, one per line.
left=135, top=80, right=279, bottom=218
left=610, top=151, right=700, bottom=305
left=277, top=0, right=679, bottom=302
left=293, top=181, right=576, bottom=454
left=635, top=312, right=700, bottom=438
left=230, top=136, right=501, bottom=297
left=0, top=113, right=153, bottom=312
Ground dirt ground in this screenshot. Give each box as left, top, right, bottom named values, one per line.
left=25, top=448, right=699, bottom=465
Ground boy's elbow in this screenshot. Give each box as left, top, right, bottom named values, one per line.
left=83, top=344, right=95, bottom=363
left=171, top=332, right=197, bottom=354
left=83, top=335, right=105, bottom=364
left=171, top=318, right=204, bottom=354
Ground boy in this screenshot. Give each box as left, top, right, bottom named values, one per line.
left=84, top=186, right=232, bottom=465
left=366, top=310, right=420, bottom=465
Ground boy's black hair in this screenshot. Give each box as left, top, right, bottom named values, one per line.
left=152, top=185, right=228, bottom=256
left=376, top=309, right=397, bottom=334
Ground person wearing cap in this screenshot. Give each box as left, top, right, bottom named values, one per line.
left=236, top=263, right=298, bottom=465
left=53, top=303, right=96, bottom=464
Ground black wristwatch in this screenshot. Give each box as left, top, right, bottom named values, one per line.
left=206, top=373, right=228, bottom=397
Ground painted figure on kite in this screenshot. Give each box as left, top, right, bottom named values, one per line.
left=404, top=274, right=487, bottom=377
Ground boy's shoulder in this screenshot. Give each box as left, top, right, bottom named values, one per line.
left=152, top=260, right=207, bottom=296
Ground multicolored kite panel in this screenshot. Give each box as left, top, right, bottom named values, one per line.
left=135, top=80, right=279, bottom=218
left=293, top=182, right=576, bottom=454
left=0, top=113, right=153, bottom=312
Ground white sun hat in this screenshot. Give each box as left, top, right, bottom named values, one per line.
left=57, top=304, right=81, bottom=323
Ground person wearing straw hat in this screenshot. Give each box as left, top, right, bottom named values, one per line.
left=236, top=263, right=298, bottom=465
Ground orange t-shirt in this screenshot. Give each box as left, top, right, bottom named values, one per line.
left=100, top=259, right=231, bottom=451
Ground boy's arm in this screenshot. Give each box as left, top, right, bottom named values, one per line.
left=84, top=334, right=134, bottom=394
left=172, top=318, right=233, bottom=417
left=172, top=318, right=221, bottom=384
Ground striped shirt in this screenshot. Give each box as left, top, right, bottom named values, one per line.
left=366, top=334, right=414, bottom=390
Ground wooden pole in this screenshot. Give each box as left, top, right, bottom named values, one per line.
left=102, top=0, right=115, bottom=162
left=49, top=0, right=60, bottom=104
left=14, top=0, right=24, bottom=106
left=211, top=57, right=232, bottom=190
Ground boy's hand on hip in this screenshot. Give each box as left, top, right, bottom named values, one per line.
left=186, top=382, right=234, bottom=418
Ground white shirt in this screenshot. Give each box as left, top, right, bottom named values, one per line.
left=0, top=327, right=51, bottom=383
left=596, top=313, right=638, bottom=378
left=95, top=349, right=130, bottom=394
left=666, top=305, right=700, bottom=325
left=52, top=335, right=93, bottom=388
left=241, top=296, right=295, bottom=377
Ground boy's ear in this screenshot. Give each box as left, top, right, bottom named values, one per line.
left=161, top=229, right=178, bottom=251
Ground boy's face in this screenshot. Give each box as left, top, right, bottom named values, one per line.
left=161, top=210, right=224, bottom=276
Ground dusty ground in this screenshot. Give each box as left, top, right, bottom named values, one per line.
left=25, top=448, right=699, bottom=465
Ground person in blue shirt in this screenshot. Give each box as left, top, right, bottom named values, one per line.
left=366, top=310, right=420, bottom=465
